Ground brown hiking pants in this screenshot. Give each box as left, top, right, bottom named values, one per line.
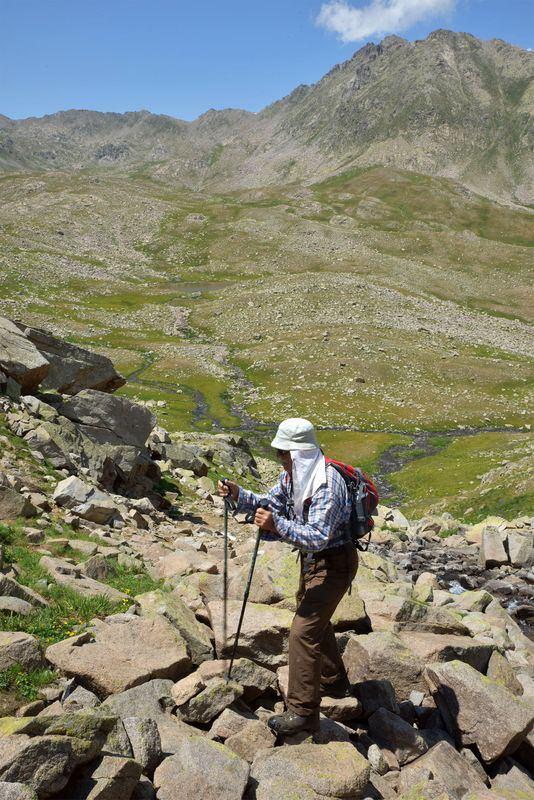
left=287, top=542, right=358, bottom=717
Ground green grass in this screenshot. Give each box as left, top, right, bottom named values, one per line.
left=316, top=431, right=411, bottom=475
left=104, top=565, right=165, bottom=597
left=390, top=431, right=533, bottom=521
left=0, top=585, right=130, bottom=647
left=0, top=665, right=57, bottom=702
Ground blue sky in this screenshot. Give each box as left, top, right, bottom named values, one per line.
left=1, top=0, right=532, bottom=120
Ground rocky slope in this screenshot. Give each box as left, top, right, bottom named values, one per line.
left=1, top=30, right=533, bottom=203
left=0, top=321, right=533, bottom=799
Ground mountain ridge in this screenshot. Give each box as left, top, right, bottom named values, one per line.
left=1, top=29, right=533, bottom=202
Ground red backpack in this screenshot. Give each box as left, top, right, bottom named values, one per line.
left=325, top=457, right=380, bottom=550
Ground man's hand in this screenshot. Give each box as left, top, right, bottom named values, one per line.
left=217, top=480, right=239, bottom=502
left=254, top=508, right=276, bottom=532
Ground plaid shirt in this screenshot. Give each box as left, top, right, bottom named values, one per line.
left=237, top=465, right=351, bottom=552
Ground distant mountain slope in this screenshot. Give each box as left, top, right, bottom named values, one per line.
left=1, top=30, right=532, bottom=202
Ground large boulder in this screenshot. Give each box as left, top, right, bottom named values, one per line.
left=0, top=712, right=118, bottom=797
left=331, top=591, right=371, bottom=632
left=176, top=679, right=242, bottom=725
left=0, top=633, right=43, bottom=671
left=251, top=741, right=371, bottom=800
left=225, top=720, right=276, bottom=763
left=59, top=390, right=155, bottom=448
left=26, top=417, right=159, bottom=494
left=39, top=556, right=128, bottom=602
left=0, top=736, right=77, bottom=796
left=479, top=528, right=508, bottom=568
left=0, top=317, right=49, bottom=393
left=507, top=530, right=534, bottom=568
left=424, top=660, right=534, bottom=762
left=52, top=477, right=121, bottom=525
left=14, top=324, right=125, bottom=395
left=207, top=600, right=294, bottom=669
left=135, top=590, right=212, bottom=666
left=102, top=679, right=194, bottom=757
left=368, top=708, right=428, bottom=765
left=58, top=754, right=142, bottom=799
left=399, top=632, right=494, bottom=674
left=343, top=631, right=425, bottom=700
left=0, top=490, right=37, bottom=522
left=0, top=576, right=48, bottom=609
left=398, top=741, right=487, bottom=799
left=45, top=614, right=191, bottom=697
left=197, top=658, right=276, bottom=702
left=122, top=718, right=162, bottom=774
left=153, top=736, right=250, bottom=800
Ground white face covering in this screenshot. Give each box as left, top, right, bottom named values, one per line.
left=291, top=448, right=326, bottom=520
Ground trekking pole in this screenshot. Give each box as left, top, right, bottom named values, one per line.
left=227, top=497, right=269, bottom=681
left=221, top=478, right=235, bottom=657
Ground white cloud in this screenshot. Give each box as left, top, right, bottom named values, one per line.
left=316, top=0, right=457, bottom=43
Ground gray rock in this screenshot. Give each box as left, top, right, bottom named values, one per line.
left=131, top=776, right=156, bottom=800
left=368, top=707, right=428, bottom=765
left=102, top=680, right=195, bottom=756
left=25, top=417, right=159, bottom=494
left=81, top=555, right=117, bottom=582
left=343, top=631, right=424, bottom=700
left=0, top=783, right=37, bottom=800
left=198, top=658, right=276, bottom=701
left=46, top=614, right=191, bottom=697
left=207, top=599, right=293, bottom=668
left=52, top=476, right=120, bottom=525
left=59, top=390, right=155, bottom=449
left=0, top=633, right=43, bottom=671
left=0, top=598, right=33, bottom=616
left=0, top=735, right=76, bottom=797
left=0, top=490, right=37, bottom=522
left=61, top=755, right=142, bottom=800
left=507, top=530, right=534, bottom=568
left=208, top=708, right=257, bottom=741
left=153, top=736, right=250, bottom=800
left=479, top=528, right=508, bottom=568
left=39, top=555, right=127, bottom=601
left=251, top=741, right=370, bottom=799
left=491, top=762, right=534, bottom=797
left=161, top=445, right=208, bottom=477
left=367, top=744, right=389, bottom=775
left=353, top=679, right=400, bottom=719
left=225, top=720, right=275, bottom=763
left=15, top=324, right=124, bottom=395
left=62, top=686, right=101, bottom=712
left=424, top=660, right=534, bottom=762
left=486, top=650, right=524, bottom=696
left=122, top=718, right=162, bottom=774
left=135, top=590, right=212, bottom=666
left=0, top=575, right=48, bottom=610
left=397, top=741, right=487, bottom=799
left=177, top=680, right=242, bottom=725
left=0, top=317, right=49, bottom=392
left=400, top=632, right=494, bottom=673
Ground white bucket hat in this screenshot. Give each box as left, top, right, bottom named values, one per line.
left=270, top=418, right=320, bottom=451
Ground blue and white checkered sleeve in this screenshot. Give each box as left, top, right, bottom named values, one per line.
left=272, top=470, right=348, bottom=551
left=236, top=473, right=289, bottom=516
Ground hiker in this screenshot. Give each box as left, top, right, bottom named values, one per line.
left=217, top=417, right=358, bottom=735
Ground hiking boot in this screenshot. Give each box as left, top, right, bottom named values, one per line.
left=268, top=709, right=320, bottom=735
left=320, top=676, right=352, bottom=699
